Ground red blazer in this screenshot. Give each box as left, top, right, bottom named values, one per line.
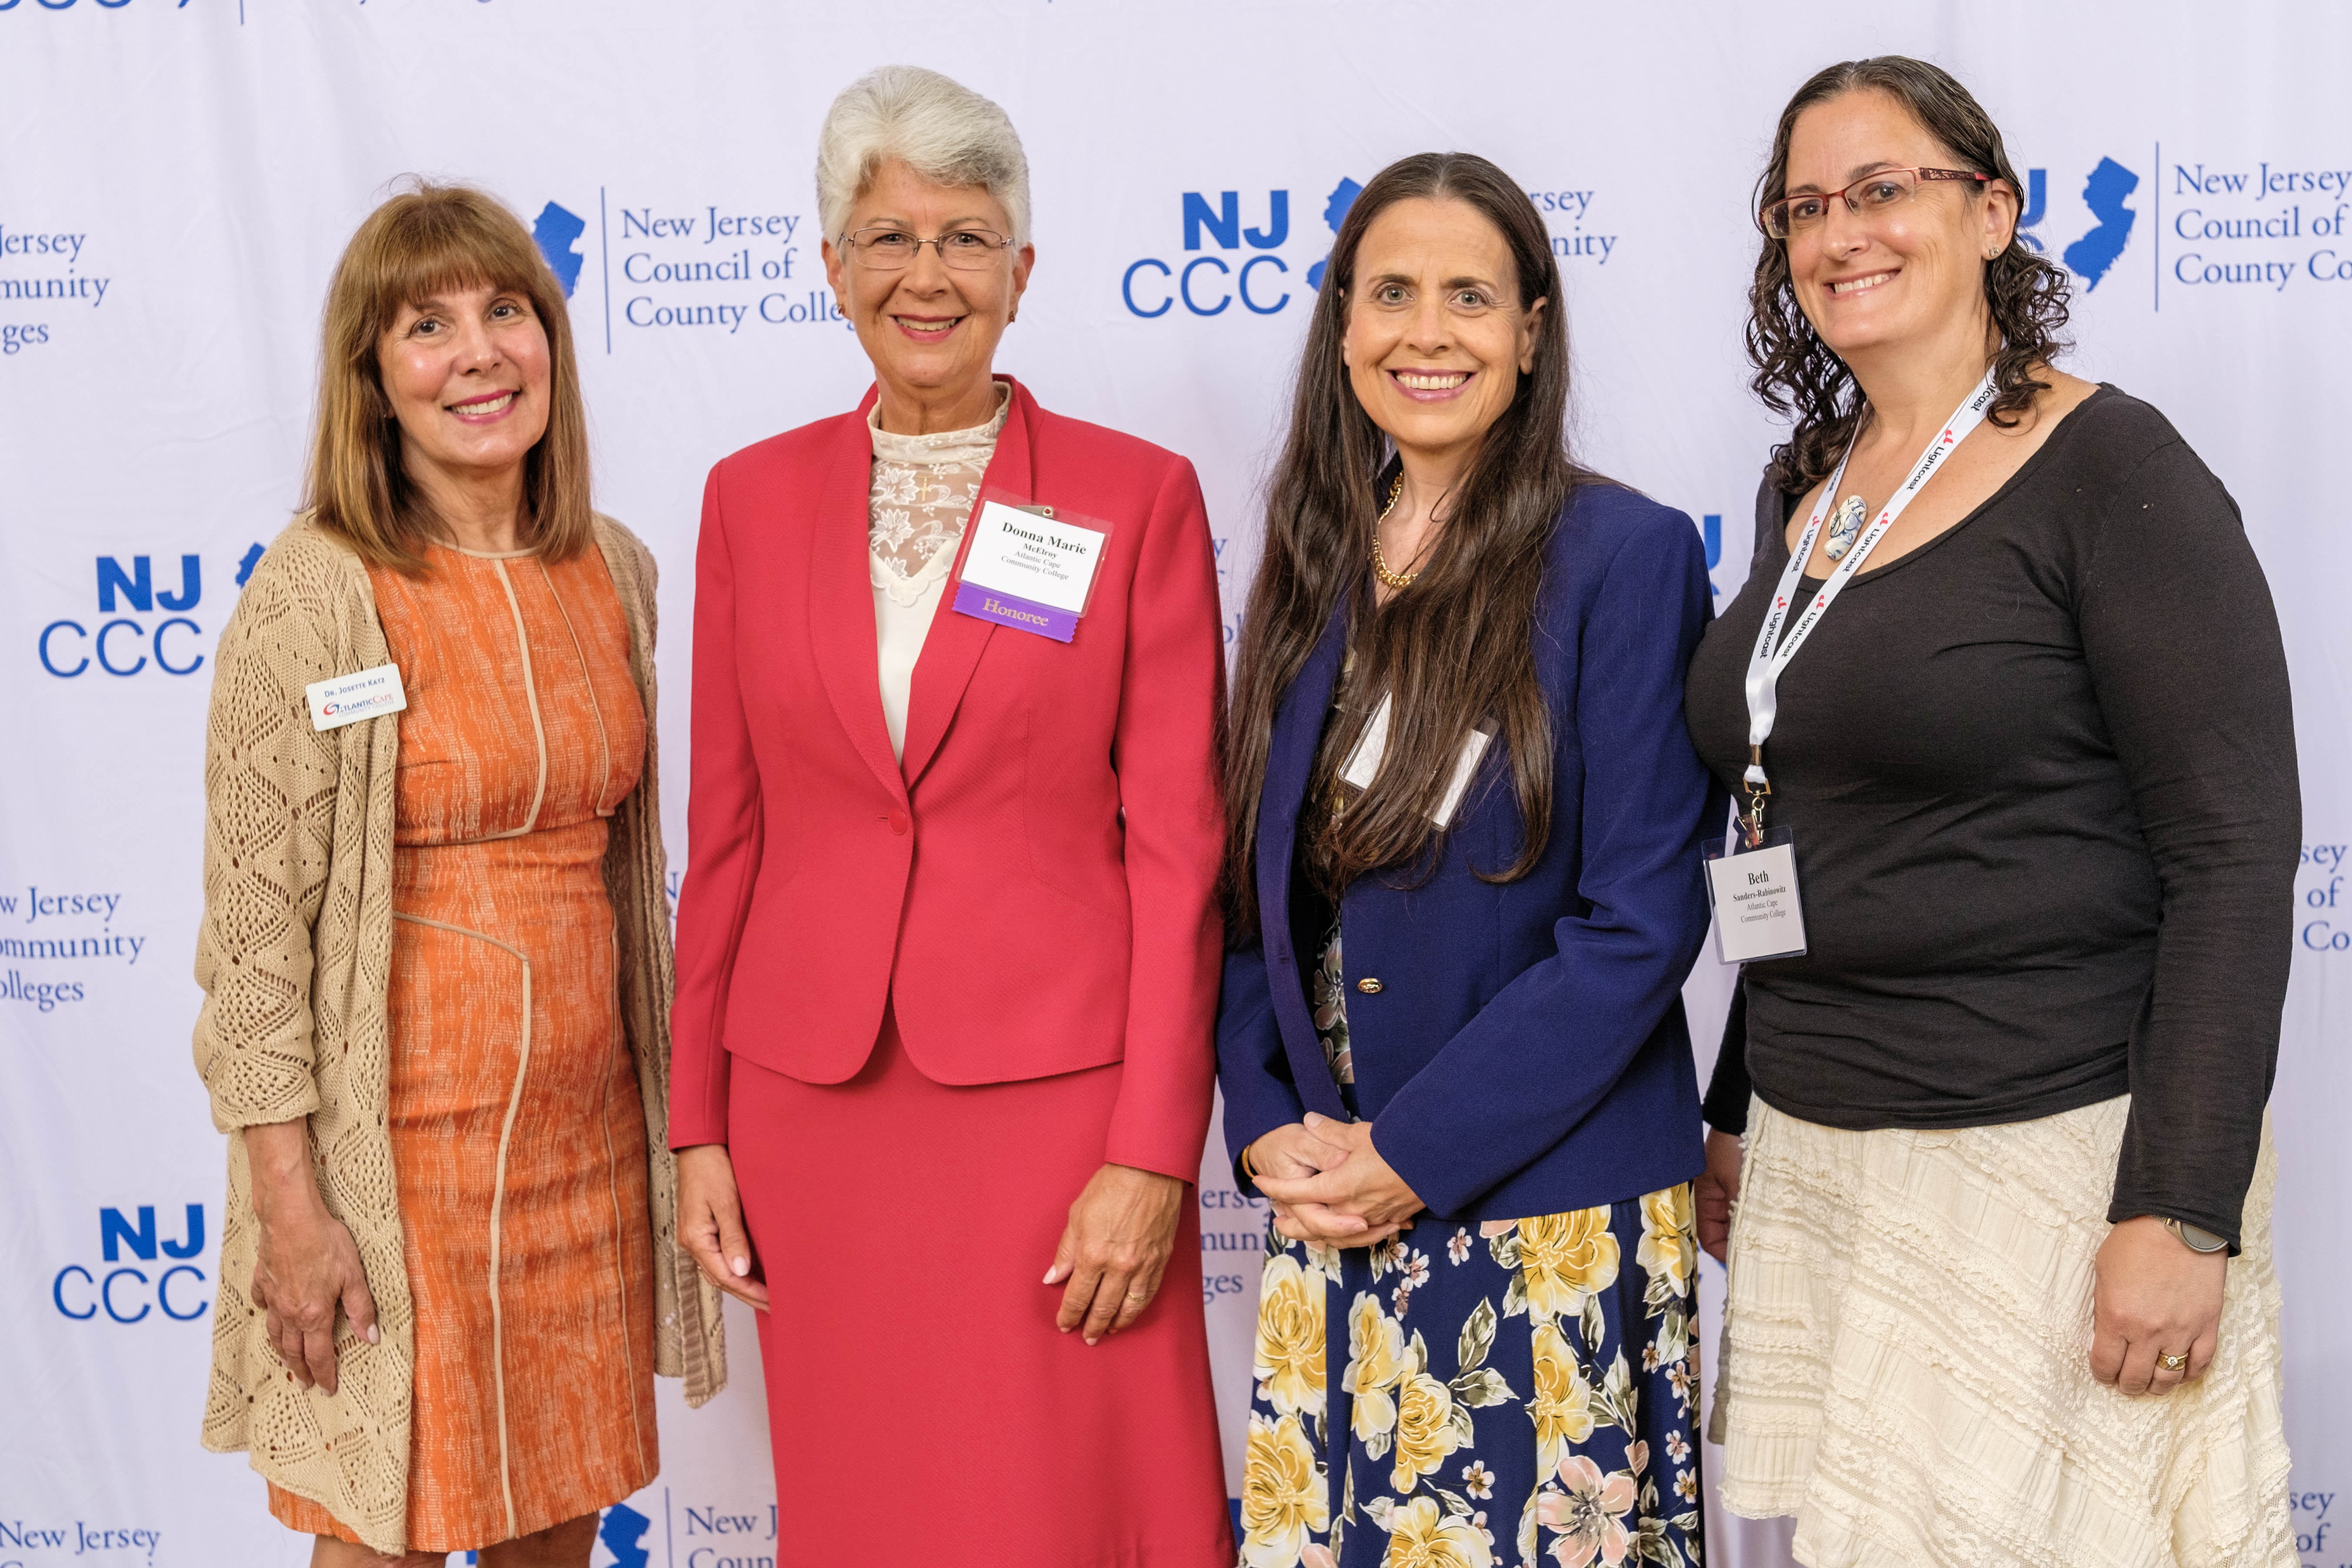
left=667, top=379, right=1226, bottom=1181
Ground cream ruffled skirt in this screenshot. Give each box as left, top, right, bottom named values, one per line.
left=1716, top=1094, right=2293, bottom=1568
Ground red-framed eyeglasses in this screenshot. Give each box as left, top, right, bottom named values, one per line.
left=1760, top=167, right=1993, bottom=239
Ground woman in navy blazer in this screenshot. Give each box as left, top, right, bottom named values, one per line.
left=1218, top=155, right=1716, bottom=1568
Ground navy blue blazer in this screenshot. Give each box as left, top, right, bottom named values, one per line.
left=1216, top=482, right=1720, bottom=1222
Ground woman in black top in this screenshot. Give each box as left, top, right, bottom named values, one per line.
left=1685, top=58, right=2297, bottom=1568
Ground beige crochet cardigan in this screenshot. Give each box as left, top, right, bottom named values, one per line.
left=191, top=516, right=726, bottom=1555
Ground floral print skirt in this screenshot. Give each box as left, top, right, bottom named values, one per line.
left=1241, top=1189, right=1706, bottom=1568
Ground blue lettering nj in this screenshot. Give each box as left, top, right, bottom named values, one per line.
left=2017, top=168, right=2048, bottom=250
left=2064, top=158, right=2140, bottom=289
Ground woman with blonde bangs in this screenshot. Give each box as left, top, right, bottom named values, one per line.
left=191, top=182, right=723, bottom=1568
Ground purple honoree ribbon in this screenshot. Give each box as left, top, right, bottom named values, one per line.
left=952, top=580, right=1078, bottom=642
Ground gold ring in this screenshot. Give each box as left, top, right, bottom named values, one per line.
left=2158, top=1352, right=2189, bottom=1372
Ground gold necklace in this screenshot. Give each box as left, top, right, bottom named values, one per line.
left=1370, top=473, right=1418, bottom=589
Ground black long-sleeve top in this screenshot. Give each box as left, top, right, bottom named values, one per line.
left=1684, top=387, right=2299, bottom=1248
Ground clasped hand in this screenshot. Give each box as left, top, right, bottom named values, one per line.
left=1248, top=1113, right=1423, bottom=1247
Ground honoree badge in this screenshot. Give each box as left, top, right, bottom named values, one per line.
left=952, top=499, right=1108, bottom=644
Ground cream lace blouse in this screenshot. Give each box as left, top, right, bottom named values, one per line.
left=868, top=382, right=1009, bottom=759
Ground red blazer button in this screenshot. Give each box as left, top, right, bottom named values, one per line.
left=888, top=809, right=910, bottom=835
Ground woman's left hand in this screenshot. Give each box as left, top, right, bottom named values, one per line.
left=1253, top=1113, right=1424, bottom=1245
left=2089, top=1215, right=2227, bottom=1395
left=1045, top=1163, right=1187, bottom=1345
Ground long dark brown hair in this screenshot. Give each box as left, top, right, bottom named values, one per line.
left=1748, top=57, right=2072, bottom=494
left=1220, top=152, right=1578, bottom=943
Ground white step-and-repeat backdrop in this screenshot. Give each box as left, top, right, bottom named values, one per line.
left=2, top=4, right=2345, bottom=1566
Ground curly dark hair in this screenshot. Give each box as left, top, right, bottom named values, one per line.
left=1747, top=57, right=2073, bottom=495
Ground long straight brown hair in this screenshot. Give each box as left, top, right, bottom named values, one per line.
left=304, top=182, right=595, bottom=572
left=1220, top=152, right=1579, bottom=943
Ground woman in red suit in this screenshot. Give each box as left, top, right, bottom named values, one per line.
left=668, top=66, right=1233, bottom=1567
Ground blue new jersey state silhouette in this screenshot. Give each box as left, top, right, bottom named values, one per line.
left=532, top=201, right=588, bottom=298
left=1306, top=177, right=1363, bottom=290
left=597, top=1503, right=651, bottom=1568
left=2063, top=158, right=2139, bottom=289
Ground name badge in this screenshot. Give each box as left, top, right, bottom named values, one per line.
left=305, top=664, right=407, bottom=732
left=1703, top=825, right=1808, bottom=964
left=952, top=499, right=1107, bottom=643
left=1340, top=694, right=1494, bottom=829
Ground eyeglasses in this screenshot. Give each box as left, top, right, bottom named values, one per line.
left=1760, top=167, right=1992, bottom=240
left=840, top=226, right=1016, bottom=272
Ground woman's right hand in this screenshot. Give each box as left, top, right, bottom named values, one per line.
left=1694, top=1128, right=1744, bottom=1263
left=1246, top=1122, right=1407, bottom=1248
left=244, top=1120, right=377, bottom=1395
left=676, top=1143, right=769, bottom=1311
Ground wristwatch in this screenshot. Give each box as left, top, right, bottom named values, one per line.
left=2162, top=1217, right=2230, bottom=1254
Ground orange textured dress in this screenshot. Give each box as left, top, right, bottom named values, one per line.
left=270, top=541, right=657, bottom=1551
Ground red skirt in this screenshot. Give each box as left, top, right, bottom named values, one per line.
left=729, top=1010, right=1234, bottom=1568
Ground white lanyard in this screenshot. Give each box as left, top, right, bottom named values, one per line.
left=1740, top=367, right=1999, bottom=824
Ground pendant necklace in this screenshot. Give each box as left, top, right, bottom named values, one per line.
left=1822, top=493, right=1868, bottom=563
left=1370, top=473, right=1417, bottom=589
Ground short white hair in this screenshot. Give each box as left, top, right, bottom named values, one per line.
left=816, top=66, right=1031, bottom=246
